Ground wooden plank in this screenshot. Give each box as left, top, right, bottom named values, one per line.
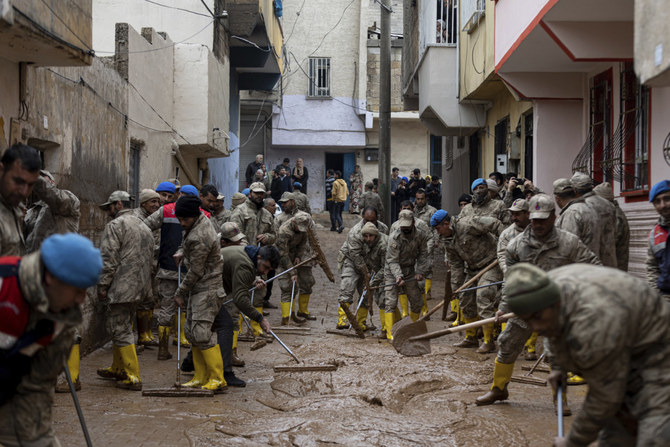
left=273, top=365, right=338, bottom=373
left=339, top=304, right=365, bottom=338
left=326, top=329, right=367, bottom=339
left=510, top=376, right=547, bottom=386
left=142, top=388, right=214, bottom=397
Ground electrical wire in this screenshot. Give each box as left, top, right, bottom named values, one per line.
left=284, top=0, right=306, bottom=46
left=38, top=0, right=94, bottom=52
left=231, top=36, right=272, bottom=53
left=143, top=0, right=211, bottom=17
left=12, top=6, right=92, bottom=57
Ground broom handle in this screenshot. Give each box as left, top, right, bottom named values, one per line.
left=409, top=312, right=515, bottom=341
left=248, top=255, right=317, bottom=291
left=420, top=260, right=499, bottom=321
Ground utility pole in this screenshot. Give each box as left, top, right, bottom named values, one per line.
left=378, top=0, right=392, bottom=224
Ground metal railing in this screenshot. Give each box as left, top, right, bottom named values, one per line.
left=420, top=0, right=458, bottom=52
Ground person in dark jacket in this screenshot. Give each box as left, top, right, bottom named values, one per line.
left=396, top=177, right=410, bottom=204
left=408, top=169, right=427, bottom=202
left=270, top=170, right=283, bottom=203
left=291, top=158, right=308, bottom=193
left=245, top=154, right=263, bottom=187
left=426, top=176, right=442, bottom=209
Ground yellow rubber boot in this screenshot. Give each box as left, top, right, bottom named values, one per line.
left=250, top=307, right=264, bottom=335
left=182, top=347, right=207, bottom=388
left=97, top=345, right=125, bottom=380
left=280, top=302, right=291, bottom=325
left=525, top=332, right=538, bottom=353
left=379, top=309, right=387, bottom=333
left=68, top=343, right=80, bottom=384
left=425, top=278, right=432, bottom=298
left=399, top=294, right=409, bottom=318
left=157, top=326, right=172, bottom=360
left=172, top=313, right=190, bottom=348
left=491, top=360, right=514, bottom=391
left=297, top=293, right=316, bottom=320
left=116, top=345, right=142, bottom=391
left=232, top=331, right=239, bottom=350
left=567, top=372, right=587, bottom=386
left=200, top=345, right=227, bottom=392
left=450, top=299, right=460, bottom=327
left=384, top=311, right=396, bottom=340
left=356, top=307, right=368, bottom=331
left=337, top=305, right=349, bottom=329
left=421, top=293, right=429, bottom=316
left=483, top=324, right=494, bottom=345
left=463, top=315, right=479, bottom=339
left=392, top=307, right=402, bottom=323
left=409, top=311, right=421, bottom=322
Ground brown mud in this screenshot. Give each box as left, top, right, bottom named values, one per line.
left=52, top=213, right=586, bottom=446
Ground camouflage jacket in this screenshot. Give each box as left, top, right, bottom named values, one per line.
left=132, top=207, right=160, bottom=260
left=212, top=208, right=231, bottom=231
left=98, top=209, right=154, bottom=304
left=497, top=223, right=525, bottom=274
left=556, top=197, right=600, bottom=263
left=458, top=194, right=511, bottom=227
left=340, top=219, right=389, bottom=272
left=613, top=201, right=630, bottom=271
left=221, top=245, right=263, bottom=323
left=175, top=214, right=223, bottom=300
left=545, top=264, right=670, bottom=447
left=363, top=233, right=388, bottom=287
left=293, top=191, right=311, bottom=214
left=0, top=195, right=26, bottom=256
left=229, top=199, right=276, bottom=246
left=276, top=212, right=314, bottom=271
left=275, top=207, right=297, bottom=229
left=414, top=204, right=437, bottom=228
left=386, top=224, right=431, bottom=278
left=582, top=191, right=617, bottom=268
left=359, top=190, right=384, bottom=216
left=0, top=251, right=82, bottom=444
left=24, top=177, right=80, bottom=253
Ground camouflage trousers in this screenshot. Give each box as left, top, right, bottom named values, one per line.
left=185, top=280, right=221, bottom=350
left=496, top=317, right=532, bottom=364
left=156, top=277, right=179, bottom=326
left=337, top=260, right=366, bottom=307
left=137, top=272, right=158, bottom=312
left=459, top=265, right=503, bottom=320
left=279, top=266, right=314, bottom=303
left=384, top=266, right=423, bottom=314
left=106, top=302, right=137, bottom=347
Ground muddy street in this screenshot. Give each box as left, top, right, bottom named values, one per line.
left=52, top=213, right=585, bottom=446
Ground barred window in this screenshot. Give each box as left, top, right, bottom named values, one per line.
left=308, top=57, right=331, bottom=98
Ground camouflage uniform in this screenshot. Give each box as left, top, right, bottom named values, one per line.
left=275, top=206, right=297, bottom=229
left=212, top=208, right=231, bottom=230
left=98, top=209, right=154, bottom=347
left=359, top=190, right=384, bottom=217
left=497, top=223, right=524, bottom=274
left=646, top=215, right=670, bottom=301
left=133, top=207, right=160, bottom=312
left=582, top=191, right=617, bottom=267
left=444, top=216, right=504, bottom=320
left=414, top=203, right=437, bottom=286
left=24, top=176, right=80, bottom=253
left=555, top=198, right=600, bottom=261
left=292, top=190, right=311, bottom=214
left=498, top=226, right=601, bottom=364
left=0, top=251, right=81, bottom=447
left=613, top=201, right=630, bottom=272
left=364, top=233, right=388, bottom=308
left=458, top=194, right=512, bottom=227
left=276, top=212, right=315, bottom=304
left=0, top=195, right=26, bottom=256
left=546, top=264, right=670, bottom=447
left=338, top=222, right=386, bottom=308
left=174, top=214, right=223, bottom=349
left=384, top=224, right=431, bottom=314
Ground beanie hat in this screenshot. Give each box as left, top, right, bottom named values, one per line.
left=649, top=180, right=670, bottom=202
left=41, top=233, right=102, bottom=289
left=139, top=189, right=160, bottom=204
left=174, top=196, right=202, bottom=218
left=156, top=181, right=176, bottom=194
left=430, top=209, right=449, bottom=227
left=180, top=185, right=198, bottom=197
left=293, top=182, right=302, bottom=189
left=504, top=263, right=561, bottom=315
left=232, top=192, right=247, bottom=206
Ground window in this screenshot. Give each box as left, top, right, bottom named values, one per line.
left=589, top=69, right=613, bottom=184
left=524, top=113, right=533, bottom=180
left=129, top=140, right=141, bottom=207
left=430, top=135, right=442, bottom=177
left=308, top=57, right=331, bottom=98
left=436, top=0, right=458, bottom=45
left=619, top=62, right=650, bottom=193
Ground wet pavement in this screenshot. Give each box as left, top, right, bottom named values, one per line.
left=53, top=212, right=586, bottom=446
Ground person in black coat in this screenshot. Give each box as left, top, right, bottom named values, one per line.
left=245, top=154, right=264, bottom=186
left=270, top=170, right=283, bottom=203
left=291, top=158, right=308, bottom=193
left=425, top=175, right=442, bottom=209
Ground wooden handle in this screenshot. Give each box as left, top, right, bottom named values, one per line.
left=420, top=259, right=499, bottom=321
left=409, top=312, right=515, bottom=341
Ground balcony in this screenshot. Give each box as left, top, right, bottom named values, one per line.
left=227, top=0, right=283, bottom=91
left=0, top=0, right=93, bottom=66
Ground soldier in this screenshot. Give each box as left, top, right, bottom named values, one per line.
left=0, top=234, right=102, bottom=447
left=359, top=181, right=384, bottom=220
left=553, top=178, right=600, bottom=262
left=96, top=191, right=154, bottom=391
left=360, top=223, right=389, bottom=337
left=132, top=189, right=161, bottom=349
left=211, top=193, right=230, bottom=230
left=276, top=213, right=317, bottom=325
left=383, top=210, right=431, bottom=339
left=156, top=181, right=176, bottom=205
left=231, top=191, right=247, bottom=210
left=570, top=172, right=617, bottom=267
left=359, top=206, right=389, bottom=235
left=172, top=196, right=227, bottom=392
left=594, top=182, right=630, bottom=271
left=199, top=184, right=220, bottom=232
left=505, top=263, right=670, bottom=447
left=23, top=171, right=83, bottom=393
left=0, top=144, right=41, bottom=256
left=476, top=194, right=600, bottom=406
left=459, top=178, right=511, bottom=227
left=646, top=180, right=670, bottom=301
left=414, top=188, right=437, bottom=311
left=292, top=182, right=311, bottom=214
left=432, top=206, right=504, bottom=353
left=276, top=192, right=297, bottom=228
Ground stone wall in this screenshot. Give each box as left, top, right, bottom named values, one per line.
left=366, top=42, right=404, bottom=112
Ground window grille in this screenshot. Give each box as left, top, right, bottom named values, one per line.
left=308, top=57, right=331, bottom=98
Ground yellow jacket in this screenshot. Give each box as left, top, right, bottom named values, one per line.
left=332, top=178, right=348, bottom=202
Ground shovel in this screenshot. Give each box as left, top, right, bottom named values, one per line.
left=390, top=260, right=499, bottom=352
left=392, top=313, right=515, bottom=356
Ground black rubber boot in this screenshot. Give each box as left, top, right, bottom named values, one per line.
left=180, top=349, right=194, bottom=372
left=224, top=371, right=246, bottom=387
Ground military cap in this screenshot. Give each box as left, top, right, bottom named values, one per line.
left=471, top=178, right=487, bottom=191
left=41, top=233, right=102, bottom=289
left=156, top=181, right=176, bottom=194
left=552, top=178, right=574, bottom=195
left=361, top=222, right=379, bottom=236
left=100, top=190, right=130, bottom=209
left=249, top=182, right=266, bottom=193
left=180, top=185, right=198, bottom=197
left=231, top=192, right=247, bottom=206
left=509, top=199, right=529, bottom=212
left=292, top=213, right=310, bottom=232
left=279, top=192, right=294, bottom=203
left=139, top=189, right=160, bottom=204
left=504, top=263, right=561, bottom=315
left=570, top=172, right=593, bottom=190
left=529, top=194, right=555, bottom=219
left=398, top=210, right=414, bottom=227
left=593, top=182, right=614, bottom=201
left=430, top=209, right=449, bottom=227
left=220, top=222, right=244, bottom=242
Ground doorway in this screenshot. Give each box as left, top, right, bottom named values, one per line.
left=325, top=152, right=356, bottom=211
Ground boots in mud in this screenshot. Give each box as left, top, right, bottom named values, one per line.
left=173, top=312, right=190, bottom=348
left=200, top=345, right=228, bottom=393
left=97, top=345, right=127, bottom=380
left=356, top=307, right=369, bottom=331
left=476, top=360, right=513, bottom=406
left=336, top=304, right=349, bottom=329
left=56, top=343, right=81, bottom=392
left=296, top=294, right=317, bottom=320
left=137, top=310, right=158, bottom=347
left=157, top=326, right=173, bottom=360
left=377, top=309, right=387, bottom=339
left=116, top=344, right=142, bottom=391
left=280, top=302, right=291, bottom=326
left=232, top=331, right=245, bottom=366
left=224, top=370, right=246, bottom=387
left=454, top=316, right=480, bottom=348
left=476, top=323, right=496, bottom=354
left=398, top=294, right=409, bottom=318
left=182, top=348, right=206, bottom=388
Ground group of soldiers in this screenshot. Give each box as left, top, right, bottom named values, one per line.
left=2, top=138, right=670, bottom=446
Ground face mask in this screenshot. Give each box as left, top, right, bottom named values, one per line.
left=473, top=190, right=488, bottom=205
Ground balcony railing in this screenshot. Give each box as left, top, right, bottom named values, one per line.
left=421, top=0, right=458, bottom=53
